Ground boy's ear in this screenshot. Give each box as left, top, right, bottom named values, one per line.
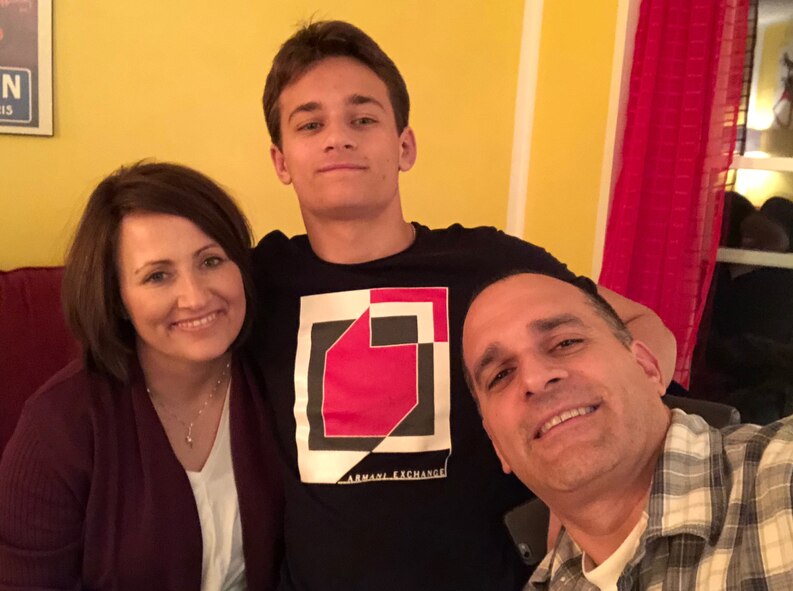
left=398, top=127, right=417, bottom=172
left=270, top=144, right=292, bottom=185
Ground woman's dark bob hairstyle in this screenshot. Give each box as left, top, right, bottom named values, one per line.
left=62, top=161, right=255, bottom=382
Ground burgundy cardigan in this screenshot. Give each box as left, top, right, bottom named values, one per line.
left=0, top=357, right=284, bottom=590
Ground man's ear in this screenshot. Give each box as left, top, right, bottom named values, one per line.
left=398, top=127, right=417, bottom=172
left=481, top=418, right=513, bottom=475
left=631, top=340, right=665, bottom=395
left=270, top=144, right=292, bottom=185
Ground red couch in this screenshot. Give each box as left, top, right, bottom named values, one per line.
left=0, top=267, right=80, bottom=454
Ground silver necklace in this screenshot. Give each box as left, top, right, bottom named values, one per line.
left=147, top=360, right=230, bottom=448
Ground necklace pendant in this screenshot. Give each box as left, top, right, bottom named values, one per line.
left=147, top=359, right=230, bottom=451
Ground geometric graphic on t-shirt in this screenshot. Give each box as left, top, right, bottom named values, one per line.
left=294, top=287, right=451, bottom=484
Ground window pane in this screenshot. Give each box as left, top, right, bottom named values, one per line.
left=734, top=169, right=793, bottom=208
left=746, top=2, right=793, bottom=158
left=690, top=0, right=793, bottom=423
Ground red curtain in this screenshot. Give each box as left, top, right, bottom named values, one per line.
left=599, top=0, right=749, bottom=386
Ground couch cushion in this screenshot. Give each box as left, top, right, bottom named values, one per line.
left=0, top=267, right=80, bottom=454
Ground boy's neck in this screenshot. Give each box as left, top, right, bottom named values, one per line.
left=303, top=211, right=416, bottom=264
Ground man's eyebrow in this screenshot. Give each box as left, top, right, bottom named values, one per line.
left=472, top=344, right=503, bottom=389
left=287, top=101, right=321, bottom=123
left=529, top=314, right=586, bottom=333
left=348, top=94, right=386, bottom=110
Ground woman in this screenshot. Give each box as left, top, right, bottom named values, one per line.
left=0, top=162, right=283, bottom=589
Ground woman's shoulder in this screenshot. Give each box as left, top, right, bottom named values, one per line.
left=28, top=359, right=108, bottom=405
left=4, top=360, right=120, bottom=492
left=22, top=359, right=123, bottom=441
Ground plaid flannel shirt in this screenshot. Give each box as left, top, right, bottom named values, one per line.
left=528, top=409, right=793, bottom=590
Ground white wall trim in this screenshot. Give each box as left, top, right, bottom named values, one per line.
left=591, top=0, right=640, bottom=279
left=717, top=247, right=793, bottom=270
left=505, top=0, right=544, bottom=237
left=732, top=155, right=793, bottom=173
left=39, top=1, right=53, bottom=135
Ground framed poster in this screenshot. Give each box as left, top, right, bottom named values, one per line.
left=0, top=0, right=52, bottom=136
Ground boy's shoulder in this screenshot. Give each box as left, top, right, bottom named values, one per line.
left=416, top=223, right=567, bottom=265
left=418, top=222, right=523, bottom=246
left=251, top=224, right=570, bottom=279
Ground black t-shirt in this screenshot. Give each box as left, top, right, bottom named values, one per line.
left=251, top=223, right=574, bottom=591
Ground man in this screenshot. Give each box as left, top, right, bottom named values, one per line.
left=252, top=20, right=675, bottom=590
left=462, top=272, right=793, bottom=590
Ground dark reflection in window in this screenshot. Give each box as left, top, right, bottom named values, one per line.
left=691, top=192, right=793, bottom=424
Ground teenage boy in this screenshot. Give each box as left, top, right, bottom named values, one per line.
left=252, top=20, right=675, bottom=591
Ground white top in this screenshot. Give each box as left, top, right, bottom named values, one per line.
left=581, top=511, right=649, bottom=591
left=186, top=384, right=247, bottom=591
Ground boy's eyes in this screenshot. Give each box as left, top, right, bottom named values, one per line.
left=295, top=116, right=378, bottom=132
left=297, top=121, right=322, bottom=132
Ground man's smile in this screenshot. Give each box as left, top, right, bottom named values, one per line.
left=534, top=404, right=600, bottom=439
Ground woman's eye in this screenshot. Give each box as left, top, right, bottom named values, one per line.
left=144, top=271, right=167, bottom=284
left=203, top=255, right=224, bottom=268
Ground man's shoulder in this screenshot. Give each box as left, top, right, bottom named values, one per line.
left=713, top=417, right=793, bottom=588
left=721, top=415, right=793, bottom=470
left=721, top=414, right=793, bottom=442
left=666, top=410, right=793, bottom=467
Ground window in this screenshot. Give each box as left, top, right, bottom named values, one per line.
left=691, top=0, right=793, bottom=424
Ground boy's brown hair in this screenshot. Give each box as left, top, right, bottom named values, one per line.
left=263, top=20, right=410, bottom=148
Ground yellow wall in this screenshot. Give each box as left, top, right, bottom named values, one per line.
left=0, top=1, right=524, bottom=269
left=524, top=1, right=619, bottom=275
